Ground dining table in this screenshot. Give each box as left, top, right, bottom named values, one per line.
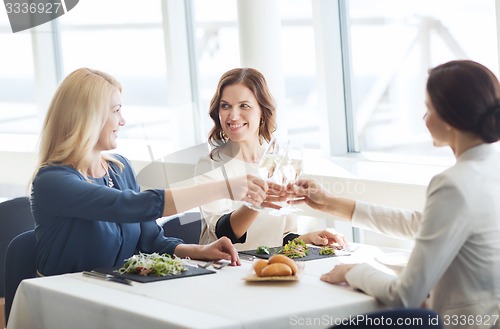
left=6, top=243, right=405, bottom=329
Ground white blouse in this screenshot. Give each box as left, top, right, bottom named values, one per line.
left=346, top=144, right=500, bottom=328
left=194, top=151, right=297, bottom=251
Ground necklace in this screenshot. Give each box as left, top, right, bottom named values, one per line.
left=101, top=161, right=114, bottom=188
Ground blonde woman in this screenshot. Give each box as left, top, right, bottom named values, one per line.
left=195, top=68, right=347, bottom=250
left=31, top=68, right=268, bottom=276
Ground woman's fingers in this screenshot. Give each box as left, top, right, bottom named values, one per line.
left=261, top=201, right=282, bottom=210
left=230, top=175, right=267, bottom=203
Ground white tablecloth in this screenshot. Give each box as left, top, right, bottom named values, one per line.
left=7, top=244, right=396, bottom=329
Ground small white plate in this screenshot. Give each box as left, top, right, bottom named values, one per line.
left=375, top=251, right=411, bottom=272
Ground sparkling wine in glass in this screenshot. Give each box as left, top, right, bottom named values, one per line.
left=270, top=139, right=304, bottom=216
left=282, top=141, right=303, bottom=182
left=241, top=138, right=284, bottom=211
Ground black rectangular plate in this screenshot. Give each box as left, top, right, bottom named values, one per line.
left=93, top=265, right=215, bottom=283
left=239, top=246, right=349, bottom=261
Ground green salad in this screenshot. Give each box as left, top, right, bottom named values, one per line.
left=279, top=238, right=309, bottom=258
left=319, top=246, right=336, bottom=255
left=116, top=252, right=187, bottom=276
left=256, top=245, right=270, bottom=255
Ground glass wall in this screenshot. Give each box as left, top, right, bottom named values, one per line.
left=193, top=0, right=319, bottom=146
left=280, top=0, right=318, bottom=147
left=57, top=0, right=171, bottom=143
left=347, top=0, right=498, bottom=159
left=0, top=0, right=498, bottom=159
left=192, top=0, right=240, bottom=137
left=0, top=10, right=36, bottom=135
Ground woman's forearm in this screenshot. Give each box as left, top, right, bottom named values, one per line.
left=229, top=207, right=260, bottom=239
left=322, top=196, right=356, bottom=221
left=173, top=243, right=204, bottom=259
left=295, top=179, right=356, bottom=221
left=163, top=181, right=229, bottom=217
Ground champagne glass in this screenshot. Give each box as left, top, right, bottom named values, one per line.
left=269, top=139, right=303, bottom=216
left=241, top=137, right=285, bottom=211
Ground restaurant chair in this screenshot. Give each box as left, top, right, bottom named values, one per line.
left=4, top=230, right=37, bottom=327
left=330, top=308, right=443, bottom=328
left=162, top=212, right=202, bottom=244
left=0, top=197, right=35, bottom=328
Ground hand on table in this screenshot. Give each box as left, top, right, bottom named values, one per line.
left=199, top=237, right=241, bottom=266
left=175, top=237, right=241, bottom=267
left=320, top=263, right=356, bottom=284
left=299, top=229, right=348, bottom=249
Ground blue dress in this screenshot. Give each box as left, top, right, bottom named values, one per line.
left=31, top=154, right=183, bottom=276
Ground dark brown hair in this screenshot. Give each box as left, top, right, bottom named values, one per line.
left=207, top=68, right=277, bottom=158
left=427, top=60, right=500, bottom=143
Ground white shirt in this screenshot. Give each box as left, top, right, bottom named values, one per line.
left=195, top=151, right=297, bottom=251
left=346, top=144, right=500, bottom=328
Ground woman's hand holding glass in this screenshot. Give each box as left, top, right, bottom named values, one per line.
left=240, top=137, right=305, bottom=215
left=228, top=174, right=268, bottom=208
left=285, top=178, right=333, bottom=212
left=240, top=137, right=286, bottom=211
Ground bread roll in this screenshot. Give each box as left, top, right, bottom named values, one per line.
left=268, top=254, right=298, bottom=275
left=253, top=259, right=269, bottom=277
left=260, top=263, right=293, bottom=277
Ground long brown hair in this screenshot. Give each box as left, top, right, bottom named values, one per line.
left=207, top=68, right=277, bottom=158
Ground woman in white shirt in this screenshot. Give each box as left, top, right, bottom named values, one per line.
left=291, top=60, right=500, bottom=328
left=195, top=68, right=346, bottom=250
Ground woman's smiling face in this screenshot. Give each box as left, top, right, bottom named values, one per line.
left=218, top=83, right=262, bottom=143
left=96, top=88, right=126, bottom=151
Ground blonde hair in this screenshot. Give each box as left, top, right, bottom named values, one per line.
left=33, top=68, right=124, bottom=182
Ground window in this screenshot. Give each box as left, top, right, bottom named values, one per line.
left=280, top=1, right=319, bottom=147
left=0, top=10, right=36, bottom=136
left=192, top=0, right=240, bottom=137
left=1, top=0, right=498, bottom=159
left=193, top=0, right=319, bottom=146
left=346, top=0, right=498, bottom=159
left=58, top=0, right=171, bottom=144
